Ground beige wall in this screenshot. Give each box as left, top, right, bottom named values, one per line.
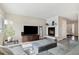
left=67, top=20, right=78, bottom=36
left=5, top=14, right=46, bottom=42
left=58, top=16, right=67, bottom=40
left=74, top=21, right=78, bottom=36
left=0, top=8, right=5, bottom=16
left=67, top=23, right=72, bottom=34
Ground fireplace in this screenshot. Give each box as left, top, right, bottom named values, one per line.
left=48, top=27, right=55, bottom=36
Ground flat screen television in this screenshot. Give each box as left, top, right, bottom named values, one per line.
left=24, top=26, right=38, bottom=34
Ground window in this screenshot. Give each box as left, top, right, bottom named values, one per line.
left=0, top=15, right=4, bottom=32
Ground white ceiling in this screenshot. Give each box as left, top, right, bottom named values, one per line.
left=0, top=3, right=79, bottom=20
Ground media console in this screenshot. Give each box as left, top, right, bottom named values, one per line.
left=21, top=32, right=39, bottom=42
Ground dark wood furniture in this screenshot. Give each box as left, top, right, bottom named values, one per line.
left=21, top=32, right=39, bottom=42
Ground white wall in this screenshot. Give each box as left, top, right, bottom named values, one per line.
left=5, top=14, right=46, bottom=42
left=0, top=8, right=5, bottom=45
left=78, top=16, right=79, bottom=39
left=0, top=32, right=4, bottom=45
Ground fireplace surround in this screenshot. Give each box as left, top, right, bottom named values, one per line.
left=48, top=27, right=55, bottom=36
left=46, top=26, right=55, bottom=37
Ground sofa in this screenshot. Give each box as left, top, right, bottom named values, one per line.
left=0, top=37, right=57, bottom=55
left=2, top=36, right=79, bottom=55
left=22, top=37, right=57, bottom=55
left=0, top=44, right=27, bottom=55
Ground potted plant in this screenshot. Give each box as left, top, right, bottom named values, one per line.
left=4, top=25, right=15, bottom=41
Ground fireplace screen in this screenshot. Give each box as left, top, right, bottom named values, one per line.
left=48, top=27, right=55, bottom=36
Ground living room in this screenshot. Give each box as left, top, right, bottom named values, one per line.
left=0, top=3, right=79, bottom=55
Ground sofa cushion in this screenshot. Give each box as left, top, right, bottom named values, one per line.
left=8, top=44, right=27, bottom=55
left=0, top=45, right=14, bottom=55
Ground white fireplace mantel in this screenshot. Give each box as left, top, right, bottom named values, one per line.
left=46, top=16, right=67, bottom=41
left=46, top=16, right=59, bottom=37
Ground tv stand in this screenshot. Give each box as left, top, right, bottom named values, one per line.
left=21, top=33, right=39, bottom=42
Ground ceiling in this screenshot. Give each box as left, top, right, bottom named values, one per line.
left=0, top=3, right=79, bottom=20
